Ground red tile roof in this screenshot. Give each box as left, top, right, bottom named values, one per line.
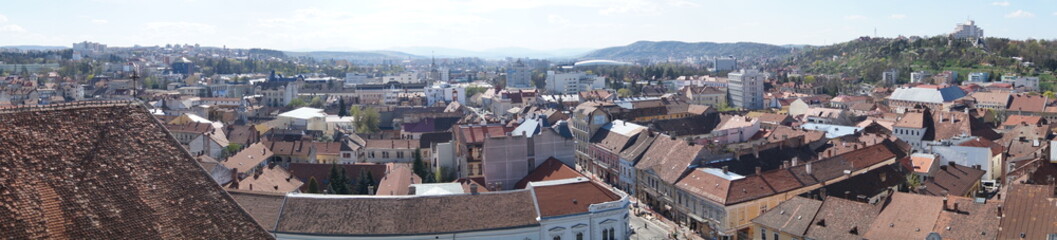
left=515, top=157, right=583, bottom=189
left=532, top=180, right=621, bottom=217
left=376, top=163, right=421, bottom=195
left=271, top=190, right=540, bottom=236
left=1001, top=114, right=1045, bottom=127
left=0, top=105, right=271, bottom=239
left=635, top=135, right=705, bottom=183
left=455, top=124, right=516, bottom=145
left=1008, top=94, right=1048, bottom=112
left=998, top=184, right=1057, bottom=239
left=864, top=192, right=945, bottom=240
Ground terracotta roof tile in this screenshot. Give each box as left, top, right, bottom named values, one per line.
left=532, top=180, right=621, bottom=217
left=635, top=135, right=706, bottom=183
left=376, top=163, right=421, bottom=195
left=0, top=105, right=271, bottom=239
left=804, top=197, right=881, bottom=240
left=998, top=184, right=1057, bottom=239
left=515, top=157, right=582, bottom=189
left=751, top=197, right=823, bottom=236
left=864, top=192, right=945, bottom=240
left=275, top=191, right=539, bottom=236
left=932, top=196, right=1002, bottom=239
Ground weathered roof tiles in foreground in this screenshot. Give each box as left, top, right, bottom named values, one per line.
left=0, top=104, right=272, bottom=239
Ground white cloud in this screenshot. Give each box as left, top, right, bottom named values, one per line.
left=91, top=19, right=108, bottom=24
left=1005, top=10, right=1035, bottom=18
left=1053, top=11, right=1057, bottom=16
left=991, top=1, right=1010, bottom=6
left=0, top=24, right=26, bottom=33
left=844, top=15, right=868, bottom=20
left=547, top=15, right=570, bottom=25
left=598, top=0, right=661, bottom=15
left=889, top=14, right=907, bottom=19
left=0, top=14, right=7, bottom=23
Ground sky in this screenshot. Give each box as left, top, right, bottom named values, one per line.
left=0, top=0, right=1055, bottom=52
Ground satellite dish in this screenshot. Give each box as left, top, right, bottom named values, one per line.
left=926, top=232, right=943, bottom=240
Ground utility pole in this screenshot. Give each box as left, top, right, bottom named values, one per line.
left=129, top=63, right=140, bottom=100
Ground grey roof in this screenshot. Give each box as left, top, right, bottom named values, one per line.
left=752, top=197, right=823, bottom=235
left=888, top=86, right=966, bottom=103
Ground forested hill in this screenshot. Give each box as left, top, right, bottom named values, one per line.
left=581, top=41, right=794, bottom=61
left=781, top=36, right=1057, bottom=87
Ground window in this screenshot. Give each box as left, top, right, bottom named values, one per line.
left=576, top=232, right=583, bottom=240
left=342, top=153, right=351, bottom=158
left=397, top=151, right=404, bottom=159
left=553, top=236, right=561, bottom=240
left=775, top=232, right=780, bottom=240
left=762, top=228, right=768, bottom=240
left=382, top=152, right=389, bottom=158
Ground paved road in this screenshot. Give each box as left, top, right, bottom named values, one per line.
left=629, top=211, right=675, bottom=240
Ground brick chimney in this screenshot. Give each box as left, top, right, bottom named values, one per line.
left=755, top=166, right=762, bottom=175
left=470, top=183, right=479, bottom=195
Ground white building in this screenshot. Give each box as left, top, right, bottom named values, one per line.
left=424, top=82, right=468, bottom=105
left=507, top=60, right=533, bottom=89
left=728, top=69, right=765, bottom=110
left=381, top=72, right=420, bottom=84
left=257, top=81, right=301, bottom=107
left=545, top=71, right=605, bottom=95
left=344, top=73, right=370, bottom=86
left=950, top=20, right=984, bottom=39
left=910, top=71, right=929, bottom=83
left=1001, top=75, right=1040, bottom=92
left=712, top=56, right=737, bottom=72
left=882, top=69, right=899, bottom=84
left=968, top=72, right=989, bottom=82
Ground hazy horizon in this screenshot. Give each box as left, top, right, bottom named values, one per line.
left=2, top=0, right=1056, bottom=52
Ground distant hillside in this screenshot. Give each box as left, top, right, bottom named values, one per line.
left=388, top=46, right=591, bottom=59
left=284, top=50, right=422, bottom=61
left=580, top=41, right=793, bottom=61
left=781, top=36, right=1057, bottom=88
left=0, top=45, right=68, bottom=51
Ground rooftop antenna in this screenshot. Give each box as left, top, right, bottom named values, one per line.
left=874, top=27, right=877, bottom=38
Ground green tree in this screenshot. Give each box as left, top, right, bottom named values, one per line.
left=309, top=96, right=324, bottom=108
left=338, top=98, right=348, bottom=118
left=220, top=143, right=243, bottom=160
left=356, top=168, right=375, bottom=194
left=353, top=106, right=380, bottom=134
left=287, top=98, right=307, bottom=108
left=1045, top=91, right=1056, bottom=99
left=412, top=151, right=434, bottom=183
left=617, top=88, right=632, bottom=97
left=905, top=173, right=923, bottom=192
left=327, top=164, right=350, bottom=194
left=307, top=176, right=320, bottom=193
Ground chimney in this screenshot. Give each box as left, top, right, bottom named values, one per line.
left=755, top=166, right=762, bottom=175
left=806, top=162, right=813, bottom=175
left=819, top=187, right=827, bottom=200
left=792, top=157, right=799, bottom=167
left=368, top=185, right=375, bottom=195
left=470, top=183, right=479, bottom=195
left=408, top=186, right=417, bottom=195
left=782, top=160, right=790, bottom=169
left=997, top=205, right=1003, bottom=218
left=722, top=166, right=729, bottom=175
left=943, top=197, right=949, bottom=210
left=953, top=202, right=959, bottom=212
left=753, top=146, right=760, bottom=158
